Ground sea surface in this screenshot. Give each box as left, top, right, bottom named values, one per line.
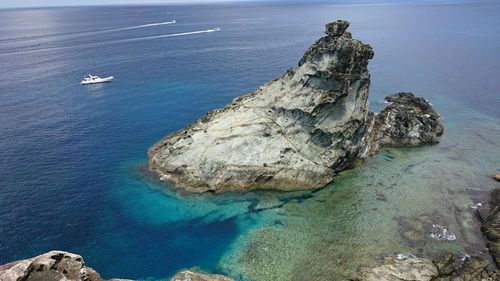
left=0, top=1, right=499, bottom=280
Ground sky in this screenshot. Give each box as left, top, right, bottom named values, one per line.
left=0, top=0, right=251, bottom=8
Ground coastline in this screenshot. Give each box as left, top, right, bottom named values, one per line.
left=0, top=1, right=499, bottom=280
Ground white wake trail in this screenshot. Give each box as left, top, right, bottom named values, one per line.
left=0, top=27, right=221, bottom=56
left=112, top=28, right=220, bottom=43
left=97, top=20, right=177, bottom=33
left=0, top=20, right=177, bottom=43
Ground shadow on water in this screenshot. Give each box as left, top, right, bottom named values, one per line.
left=75, top=162, right=244, bottom=280
left=110, top=161, right=328, bottom=280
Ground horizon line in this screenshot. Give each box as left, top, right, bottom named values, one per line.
left=0, top=0, right=486, bottom=10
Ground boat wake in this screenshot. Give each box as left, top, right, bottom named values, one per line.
left=0, top=27, right=222, bottom=56
left=115, top=28, right=221, bottom=43
left=0, top=20, right=177, bottom=43
left=95, top=20, right=177, bottom=33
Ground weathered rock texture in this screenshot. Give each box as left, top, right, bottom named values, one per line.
left=358, top=256, right=438, bottom=281
left=0, top=251, right=232, bottom=281
left=0, top=251, right=130, bottom=281
left=365, top=92, right=444, bottom=155
left=148, top=20, right=443, bottom=193
left=476, top=186, right=500, bottom=268
left=357, top=254, right=498, bottom=281
left=170, top=270, right=234, bottom=281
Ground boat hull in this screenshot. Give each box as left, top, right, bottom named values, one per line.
left=81, top=76, right=114, bottom=85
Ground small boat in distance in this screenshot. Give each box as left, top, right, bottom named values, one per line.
left=81, top=74, right=114, bottom=85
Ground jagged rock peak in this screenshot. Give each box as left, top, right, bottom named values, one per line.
left=299, top=20, right=373, bottom=67
left=148, top=20, right=375, bottom=193
left=325, top=20, right=350, bottom=37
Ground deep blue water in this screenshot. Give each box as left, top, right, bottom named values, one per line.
left=0, top=1, right=499, bottom=280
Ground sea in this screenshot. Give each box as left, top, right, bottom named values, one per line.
left=0, top=1, right=499, bottom=280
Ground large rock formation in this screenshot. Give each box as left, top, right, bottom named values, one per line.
left=0, top=251, right=130, bottom=281
left=148, top=20, right=443, bottom=193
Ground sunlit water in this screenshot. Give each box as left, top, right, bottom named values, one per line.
left=0, top=1, right=499, bottom=280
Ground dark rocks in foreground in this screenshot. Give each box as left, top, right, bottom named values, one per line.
left=476, top=186, right=500, bottom=268
left=356, top=185, right=500, bottom=281
left=148, top=20, right=444, bottom=193
left=0, top=251, right=130, bottom=281
left=356, top=254, right=498, bottom=281
left=0, top=251, right=231, bottom=281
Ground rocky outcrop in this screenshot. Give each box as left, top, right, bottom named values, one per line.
left=171, top=270, right=233, bottom=281
left=476, top=187, right=500, bottom=268
left=0, top=251, right=234, bottom=281
left=148, top=19, right=374, bottom=193
left=148, top=20, right=443, bottom=193
left=0, top=251, right=131, bottom=281
left=365, top=92, right=444, bottom=155
left=357, top=254, right=498, bottom=281
left=358, top=256, right=438, bottom=281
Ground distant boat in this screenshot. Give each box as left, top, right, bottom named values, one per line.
left=81, top=74, right=114, bottom=85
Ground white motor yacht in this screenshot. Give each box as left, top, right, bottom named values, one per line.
left=81, top=74, right=114, bottom=85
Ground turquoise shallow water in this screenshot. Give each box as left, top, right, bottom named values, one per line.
left=0, top=1, right=499, bottom=280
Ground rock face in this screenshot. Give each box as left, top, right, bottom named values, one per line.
left=0, top=251, right=130, bottom=281
left=149, top=20, right=374, bottom=193
left=358, top=256, right=438, bottom=281
left=0, top=251, right=233, bottom=281
left=170, top=270, right=234, bottom=281
left=148, top=20, right=443, bottom=193
left=357, top=254, right=498, bottom=281
left=477, top=186, right=500, bottom=268
left=365, top=92, right=444, bottom=155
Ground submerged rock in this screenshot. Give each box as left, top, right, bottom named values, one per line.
left=171, top=270, right=234, bottom=281
left=148, top=20, right=443, bottom=193
left=0, top=251, right=130, bottom=281
left=397, top=215, right=456, bottom=247
left=358, top=256, right=438, bottom=281
left=430, top=224, right=457, bottom=241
